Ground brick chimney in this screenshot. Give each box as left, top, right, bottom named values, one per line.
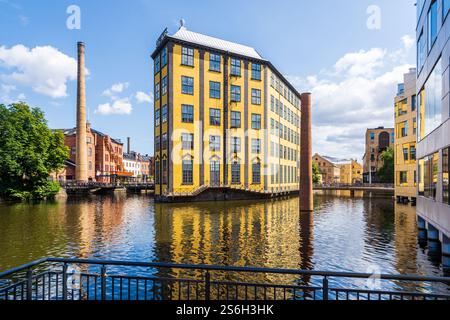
left=76, top=42, right=88, bottom=182
left=300, top=92, right=313, bottom=212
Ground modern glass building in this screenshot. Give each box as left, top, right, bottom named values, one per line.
left=416, top=0, right=450, bottom=263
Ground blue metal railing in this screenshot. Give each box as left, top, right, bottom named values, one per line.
left=1, top=257, right=449, bottom=301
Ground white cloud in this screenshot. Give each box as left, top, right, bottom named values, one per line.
left=96, top=98, right=132, bottom=115
left=0, top=83, right=26, bottom=104
left=401, top=35, right=415, bottom=51
left=102, top=82, right=129, bottom=97
left=135, top=91, right=153, bottom=103
left=0, top=44, right=83, bottom=98
left=287, top=38, right=414, bottom=161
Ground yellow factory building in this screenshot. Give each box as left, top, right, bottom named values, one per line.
left=152, top=26, right=301, bottom=200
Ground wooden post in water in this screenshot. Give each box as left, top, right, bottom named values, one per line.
left=300, top=93, right=313, bottom=212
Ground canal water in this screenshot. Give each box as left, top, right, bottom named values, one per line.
left=0, top=192, right=448, bottom=295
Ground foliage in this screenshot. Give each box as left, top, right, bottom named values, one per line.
left=0, top=103, right=69, bottom=200
left=377, top=147, right=394, bottom=183
left=313, top=162, right=321, bottom=184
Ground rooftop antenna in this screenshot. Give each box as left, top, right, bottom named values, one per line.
left=179, top=18, right=186, bottom=29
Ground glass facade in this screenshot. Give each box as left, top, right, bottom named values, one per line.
left=419, top=58, right=442, bottom=140
left=444, top=147, right=449, bottom=204
left=427, top=1, right=438, bottom=51
left=419, top=153, right=439, bottom=199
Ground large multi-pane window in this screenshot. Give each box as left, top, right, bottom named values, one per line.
left=155, top=56, right=160, bottom=74
left=155, top=83, right=160, bottom=100
left=251, top=89, right=261, bottom=105
left=251, top=63, right=261, bottom=80
left=428, top=1, right=438, bottom=51
left=181, top=76, right=194, bottom=95
left=271, top=95, right=275, bottom=112
left=162, top=160, right=167, bottom=184
left=251, top=114, right=261, bottom=130
left=162, top=133, right=168, bottom=150
left=252, top=139, right=261, bottom=154
left=155, top=109, right=160, bottom=127
left=162, top=105, right=167, bottom=123
left=209, top=135, right=221, bottom=152
left=419, top=58, right=442, bottom=140
left=231, top=137, right=241, bottom=153
left=162, top=76, right=168, bottom=95
left=182, top=159, right=193, bottom=184
left=155, top=136, right=160, bottom=152
left=182, top=133, right=194, bottom=150
left=231, top=161, right=240, bottom=184
left=443, top=147, right=449, bottom=205
left=252, top=162, right=261, bottom=184
left=155, top=161, right=160, bottom=184
left=231, top=85, right=241, bottom=102
left=230, top=58, right=241, bottom=76
left=231, top=111, right=241, bottom=128
left=210, top=81, right=221, bottom=99
left=417, top=31, right=426, bottom=71
left=210, top=53, right=221, bottom=72
left=210, top=108, right=221, bottom=126
left=182, top=47, right=194, bottom=66
left=418, top=152, right=439, bottom=199
left=161, top=47, right=167, bottom=67
left=182, top=104, right=194, bottom=123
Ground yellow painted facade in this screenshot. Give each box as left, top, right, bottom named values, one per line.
left=394, top=69, right=417, bottom=200
left=152, top=28, right=301, bottom=197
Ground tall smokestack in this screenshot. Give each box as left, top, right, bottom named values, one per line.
left=127, top=137, right=131, bottom=154
left=300, top=93, right=313, bottom=212
left=76, top=42, right=88, bottom=182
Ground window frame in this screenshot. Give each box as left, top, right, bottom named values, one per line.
left=209, top=108, right=221, bottom=126
left=181, top=104, right=194, bottom=123
left=209, top=81, right=221, bottom=99
left=251, top=63, right=261, bottom=80
left=230, top=58, right=241, bottom=77
left=181, top=47, right=194, bottom=67
left=230, top=111, right=241, bottom=128
left=251, top=89, right=261, bottom=105
left=251, top=113, right=261, bottom=130
left=209, top=53, right=221, bottom=72
left=230, top=85, right=241, bottom=102
left=181, top=76, right=194, bottom=95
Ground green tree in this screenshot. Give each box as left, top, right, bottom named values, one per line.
left=377, top=147, right=394, bottom=183
left=313, top=163, right=321, bottom=184
left=0, top=103, right=69, bottom=200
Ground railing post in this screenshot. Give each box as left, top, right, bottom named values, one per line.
left=26, top=268, right=33, bottom=300
left=205, top=271, right=211, bottom=301
left=322, top=276, right=329, bottom=301
left=101, top=265, right=107, bottom=301
left=62, top=263, right=68, bottom=300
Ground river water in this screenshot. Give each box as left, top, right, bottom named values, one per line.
left=0, top=191, right=447, bottom=295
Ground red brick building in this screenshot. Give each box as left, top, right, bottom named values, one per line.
left=57, top=123, right=126, bottom=182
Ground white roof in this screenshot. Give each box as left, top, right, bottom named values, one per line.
left=171, top=27, right=263, bottom=60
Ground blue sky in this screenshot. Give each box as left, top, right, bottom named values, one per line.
left=0, top=0, right=416, bottom=160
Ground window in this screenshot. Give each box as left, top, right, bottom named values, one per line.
left=155, top=83, right=160, bottom=100
left=419, top=58, right=442, bottom=140
left=398, top=121, right=408, bottom=138
left=162, top=76, right=167, bottom=95
left=209, top=135, right=220, bottom=151
left=417, top=30, right=426, bottom=71
left=182, top=133, right=194, bottom=150
left=410, top=145, right=416, bottom=161
left=162, top=160, right=167, bottom=184
left=210, top=108, right=221, bottom=126
left=181, top=76, right=194, bottom=95
left=182, top=104, right=194, bottom=123
left=444, top=147, right=449, bottom=205
left=210, top=53, right=221, bottom=72
left=251, top=89, right=261, bottom=105
left=403, top=147, right=409, bottom=161
left=252, top=139, right=261, bottom=154
left=231, top=162, right=240, bottom=184
left=271, top=95, right=275, bottom=112
left=230, top=58, right=241, bottom=76
left=162, top=105, right=167, bottom=123
left=428, top=1, right=438, bottom=51
left=445, top=0, right=450, bottom=21
left=231, top=85, right=241, bottom=102
left=155, top=55, right=160, bottom=74
left=182, top=47, right=194, bottom=66
left=155, top=161, right=160, bottom=184
left=162, top=133, right=168, bottom=150
left=161, top=47, right=167, bottom=67
left=419, top=153, right=439, bottom=199
left=251, top=63, right=261, bottom=80
left=155, top=109, right=160, bottom=127
left=209, top=81, right=221, bottom=99
left=182, top=159, right=193, bottom=184
left=88, top=147, right=92, bottom=157
left=370, top=132, right=375, bottom=141
left=251, top=114, right=261, bottom=130
left=155, top=137, right=160, bottom=152
left=411, top=95, right=417, bottom=112
left=231, top=137, right=241, bottom=153
left=252, top=162, right=261, bottom=184
left=399, top=171, right=408, bottom=185
left=231, top=111, right=241, bottom=128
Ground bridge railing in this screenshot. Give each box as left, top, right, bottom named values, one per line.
left=314, top=183, right=394, bottom=189
left=0, top=258, right=449, bottom=301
